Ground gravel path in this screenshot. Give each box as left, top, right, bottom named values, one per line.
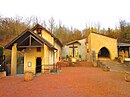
left=0, top=63, right=130, bottom=97
left=99, top=60, right=130, bottom=72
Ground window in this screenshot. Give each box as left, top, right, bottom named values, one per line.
left=37, top=47, right=41, bottom=52
left=37, top=28, right=42, bottom=36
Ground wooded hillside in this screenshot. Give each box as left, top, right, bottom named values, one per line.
left=0, top=16, right=130, bottom=46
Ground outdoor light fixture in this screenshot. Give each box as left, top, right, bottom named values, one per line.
left=54, top=50, right=56, bottom=53
left=28, top=62, right=32, bottom=67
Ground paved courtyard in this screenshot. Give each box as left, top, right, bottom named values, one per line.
left=0, top=62, right=130, bottom=97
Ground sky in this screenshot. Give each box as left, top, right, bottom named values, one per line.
left=0, top=0, right=130, bottom=30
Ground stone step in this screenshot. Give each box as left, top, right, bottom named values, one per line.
left=98, top=60, right=130, bottom=72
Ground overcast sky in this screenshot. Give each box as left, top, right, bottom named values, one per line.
left=0, top=0, right=130, bottom=30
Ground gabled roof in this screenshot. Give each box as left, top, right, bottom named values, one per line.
left=90, top=32, right=117, bottom=39
left=31, top=24, right=55, bottom=37
left=5, top=29, right=57, bottom=51
left=31, top=24, right=63, bottom=47
left=66, top=40, right=81, bottom=46
left=55, top=37, right=63, bottom=47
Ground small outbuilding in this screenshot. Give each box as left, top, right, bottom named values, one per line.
left=5, top=24, right=62, bottom=76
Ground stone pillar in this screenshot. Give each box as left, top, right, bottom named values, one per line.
left=11, top=43, right=17, bottom=76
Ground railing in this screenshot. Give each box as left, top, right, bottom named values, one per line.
left=36, top=64, right=61, bottom=73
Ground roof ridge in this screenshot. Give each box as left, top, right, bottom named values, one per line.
left=90, top=32, right=117, bottom=39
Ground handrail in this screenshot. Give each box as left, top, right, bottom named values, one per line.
left=36, top=63, right=61, bottom=73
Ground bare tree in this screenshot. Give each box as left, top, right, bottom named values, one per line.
left=43, top=20, right=47, bottom=29
left=48, top=17, right=55, bottom=33
left=97, top=21, right=101, bottom=33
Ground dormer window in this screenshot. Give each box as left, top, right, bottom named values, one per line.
left=37, top=28, right=42, bottom=36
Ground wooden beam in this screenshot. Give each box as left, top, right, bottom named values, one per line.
left=18, top=35, right=30, bottom=46
left=18, top=45, right=43, bottom=48
left=18, top=34, right=44, bottom=47
left=69, top=46, right=78, bottom=48
left=29, top=35, right=31, bottom=46
left=69, top=44, right=78, bottom=57
left=31, top=35, right=43, bottom=45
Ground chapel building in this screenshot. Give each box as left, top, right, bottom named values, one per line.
left=5, top=24, right=62, bottom=75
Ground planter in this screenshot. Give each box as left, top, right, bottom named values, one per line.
left=0, top=71, right=6, bottom=78
left=24, top=71, right=33, bottom=81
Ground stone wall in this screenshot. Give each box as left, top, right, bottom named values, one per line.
left=87, top=32, right=118, bottom=61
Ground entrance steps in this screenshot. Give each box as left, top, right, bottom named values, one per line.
left=98, top=60, right=130, bottom=72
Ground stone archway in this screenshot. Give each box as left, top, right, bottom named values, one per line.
left=98, top=47, right=110, bottom=59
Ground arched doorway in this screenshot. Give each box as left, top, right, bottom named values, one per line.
left=98, top=47, right=110, bottom=59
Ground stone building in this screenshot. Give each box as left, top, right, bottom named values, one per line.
left=87, top=32, right=118, bottom=61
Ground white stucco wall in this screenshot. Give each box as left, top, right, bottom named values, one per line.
left=62, top=38, right=87, bottom=60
